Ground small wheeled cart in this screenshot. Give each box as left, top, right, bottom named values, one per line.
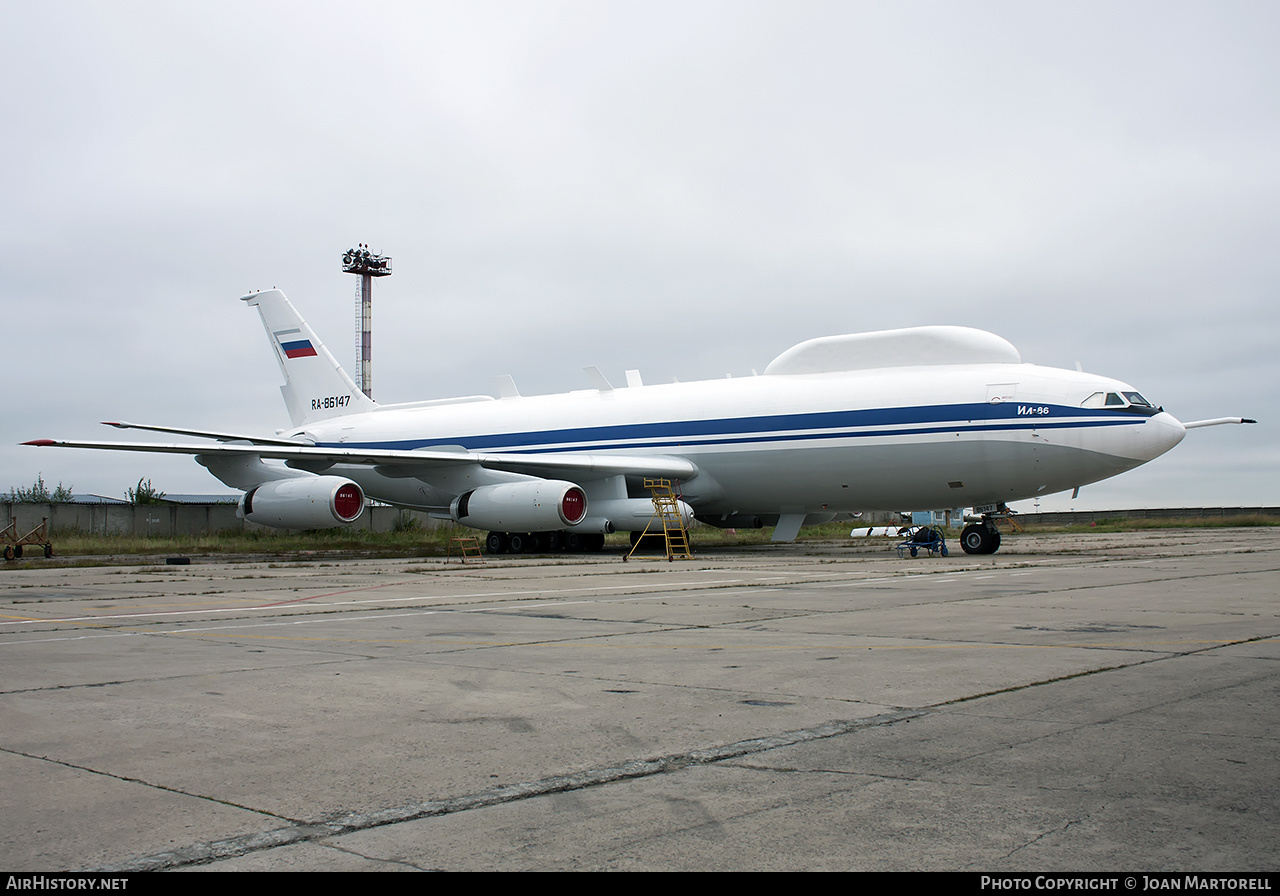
left=896, top=525, right=949, bottom=559
left=2, top=517, right=53, bottom=561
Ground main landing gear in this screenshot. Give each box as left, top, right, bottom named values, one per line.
left=959, top=522, right=1001, bottom=555
left=959, top=504, right=1014, bottom=555
left=486, top=530, right=606, bottom=554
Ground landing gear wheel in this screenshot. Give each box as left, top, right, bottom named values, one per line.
left=961, top=524, right=993, bottom=555
left=486, top=532, right=508, bottom=554
left=507, top=533, right=528, bottom=554
left=544, top=531, right=563, bottom=553
left=960, top=524, right=1001, bottom=554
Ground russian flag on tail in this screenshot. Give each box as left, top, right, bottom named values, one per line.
left=281, top=339, right=318, bottom=359
left=274, top=328, right=318, bottom=359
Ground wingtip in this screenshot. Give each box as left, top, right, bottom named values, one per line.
left=22, top=439, right=57, bottom=446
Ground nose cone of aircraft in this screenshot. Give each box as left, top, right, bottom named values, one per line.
left=1138, top=411, right=1187, bottom=462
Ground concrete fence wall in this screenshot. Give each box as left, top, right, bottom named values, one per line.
left=1, top=502, right=453, bottom=538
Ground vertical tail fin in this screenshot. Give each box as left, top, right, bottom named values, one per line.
left=241, top=289, right=376, bottom=427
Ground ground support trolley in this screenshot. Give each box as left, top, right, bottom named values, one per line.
left=896, top=525, right=949, bottom=559
left=2, top=517, right=53, bottom=561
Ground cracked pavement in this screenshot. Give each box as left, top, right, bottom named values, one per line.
left=1, top=528, right=1277, bottom=870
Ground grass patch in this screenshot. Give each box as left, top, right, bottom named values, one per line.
left=4, top=515, right=1273, bottom=567
left=33, top=526, right=474, bottom=559
left=1019, top=515, right=1279, bottom=533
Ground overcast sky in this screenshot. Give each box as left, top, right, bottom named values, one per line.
left=3, top=0, right=1276, bottom=512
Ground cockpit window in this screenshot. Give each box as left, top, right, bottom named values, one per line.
left=1081, top=391, right=1160, bottom=415
left=1080, top=386, right=1162, bottom=412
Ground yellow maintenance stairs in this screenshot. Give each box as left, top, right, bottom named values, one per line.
left=625, top=478, right=693, bottom=561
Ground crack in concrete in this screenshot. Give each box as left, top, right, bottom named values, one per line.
left=87, top=708, right=926, bottom=871
left=66, top=615, right=1277, bottom=872
left=0, top=746, right=300, bottom=824
left=998, top=811, right=1094, bottom=861
left=318, top=840, right=438, bottom=871
left=0, top=656, right=362, bottom=695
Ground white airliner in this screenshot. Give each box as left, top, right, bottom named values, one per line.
left=25, top=289, right=1253, bottom=555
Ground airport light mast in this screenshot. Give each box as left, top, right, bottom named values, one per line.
left=341, top=244, right=391, bottom=399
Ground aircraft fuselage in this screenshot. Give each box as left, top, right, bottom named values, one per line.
left=296, top=362, right=1185, bottom=517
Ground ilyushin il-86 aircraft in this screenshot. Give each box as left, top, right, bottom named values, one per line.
left=25, top=289, right=1254, bottom=555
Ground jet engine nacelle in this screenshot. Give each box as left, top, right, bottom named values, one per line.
left=578, top=497, right=696, bottom=534
left=237, top=476, right=365, bottom=529
left=451, top=480, right=588, bottom=532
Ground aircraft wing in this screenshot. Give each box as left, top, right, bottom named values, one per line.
left=99, top=421, right=312, bottom=446
left=21, top=438, right=700, bottom=481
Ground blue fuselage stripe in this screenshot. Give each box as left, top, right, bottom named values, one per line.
left=319, top=402, right=1144, bottom=454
